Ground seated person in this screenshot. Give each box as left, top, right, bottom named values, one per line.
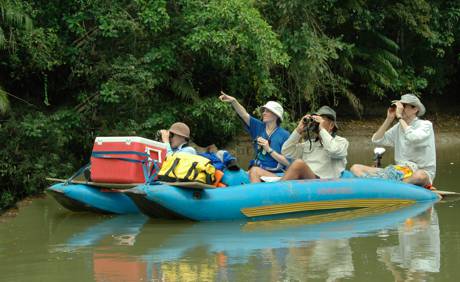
left=281, top=106, right=349, bottom=180
left=219, top=91, right=290, bottom=182
left=159, top=122, right=196, bottom=155
left=350, top=94, right=435, bottom=187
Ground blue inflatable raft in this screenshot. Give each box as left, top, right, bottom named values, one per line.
left=47, top=183, right=140, bottom=214
left=125, top=171, right=440, bottom=221
left=47, top=170, right=439, bottom=218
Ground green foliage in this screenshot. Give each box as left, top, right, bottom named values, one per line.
left=184, top=98, right=240, bottom=147
left=350, top=32, right=402, bottom=97
left=0, top=110, right=87, bottom=209
left=0, top=0, right=32, bottom=50
left=0, top=86, right=9, bottom=114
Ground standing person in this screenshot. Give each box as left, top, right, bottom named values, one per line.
left=159, top=122, right=197, bottom=155
left=281, top=106, right=349, bottom=180
left=350, top=94, right=436, bottom=187
left=219, top=91, right=290, bottom=182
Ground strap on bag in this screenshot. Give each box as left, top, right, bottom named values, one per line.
left=143, top=159, right=160, bottom=184
left=184, top=162, right=198, bottom=181
left=164, top=158, right=181, bottom=181
left=65, top=163, right=91, bottom=185
left=91, top=151, right=149, bottom=163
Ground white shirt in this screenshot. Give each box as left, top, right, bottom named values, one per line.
left=377, top=208, right=440, bottom=273
left=372, top=118, right=436, bottom=183
left=282, top=129, right=349, bottom=178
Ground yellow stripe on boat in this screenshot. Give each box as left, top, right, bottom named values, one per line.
left=243, top=202, right=414, bottom=231
left=240, top=199, right=415, bottom=218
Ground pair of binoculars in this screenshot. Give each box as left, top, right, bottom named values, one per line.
left=302, top=117, right=313, bottom=124
left=154, top=130, right=162, bottom=141
left=302, top=117, right=319, bottom=133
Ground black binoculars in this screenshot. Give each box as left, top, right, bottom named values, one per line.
left=302, top=117, right=319, bottom=133
left=302, top=117, right=313, bottom=124
left=154, top=130, right=162, bottom=141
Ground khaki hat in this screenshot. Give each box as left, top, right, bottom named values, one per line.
left=261, top=101, right=284, bottom=121
left=169, top=122, right=190, bottom=138
left=392, top=94, right=426, bottom=116
left=314, top=105, right=338, bottom=129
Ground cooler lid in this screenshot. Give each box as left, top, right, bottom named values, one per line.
left=94, top=136, right=167, bottom=148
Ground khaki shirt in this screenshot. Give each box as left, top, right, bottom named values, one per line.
left=282, top=129, right=349, bottom=178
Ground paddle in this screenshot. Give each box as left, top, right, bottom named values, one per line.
left=432, top=190, right=460, bottom=199
left=45, top=177, right=217, bottom=190
left=45, top=177, right=142, bottom=189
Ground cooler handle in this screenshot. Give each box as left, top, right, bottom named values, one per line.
left=145, top=147, right=164, bottom=163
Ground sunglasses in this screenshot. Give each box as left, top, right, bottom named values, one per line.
left=402, top=103, right=415, bottom=109
left=169, top=132, right=175, bottom=139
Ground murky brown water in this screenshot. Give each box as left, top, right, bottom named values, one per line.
left=1, top=132, right=460, bottom=281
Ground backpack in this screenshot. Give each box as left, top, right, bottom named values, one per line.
left=158, top=152, right=216, bottom=184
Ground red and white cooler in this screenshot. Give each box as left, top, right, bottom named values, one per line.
left=90, top=136, right=167, bottom=183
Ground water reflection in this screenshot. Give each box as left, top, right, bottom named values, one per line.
left=377, top=207, right=440, bottom=281
left=51, top=214, right=148, bottom=252
left=51, top=202, right=441, bottom=281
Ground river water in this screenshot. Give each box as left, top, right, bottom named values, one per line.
left=1, top=132, right=460, bottom=281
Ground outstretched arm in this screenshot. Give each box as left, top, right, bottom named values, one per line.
left=219, top=91, right=250, bottom=126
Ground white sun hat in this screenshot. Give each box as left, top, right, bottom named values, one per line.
left=392, top=94, right=426, bottom=116
left=261, top=101, right=284, bottom=121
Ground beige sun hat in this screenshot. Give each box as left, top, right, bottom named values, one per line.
left=261, top=101, right=284, bottom=121
left=169, top=122, right=190, bottom=138
left=392, top=94, right=426, bottom=116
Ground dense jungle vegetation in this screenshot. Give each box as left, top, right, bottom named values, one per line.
left=1, top=0, right=460, bottom=209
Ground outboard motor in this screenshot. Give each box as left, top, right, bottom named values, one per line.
left=373, top=147, right=386, bottom=168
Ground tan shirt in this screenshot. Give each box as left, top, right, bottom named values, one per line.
left=282, top=129, right=349, bottom=178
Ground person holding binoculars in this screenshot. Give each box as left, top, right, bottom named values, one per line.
left=158, top=122, right=197, bottom=155
left=350, top=94, right=436, bottom=187
left=219, top=91, right=290, bottom=182
left=280, top=106, right=349, bottom=180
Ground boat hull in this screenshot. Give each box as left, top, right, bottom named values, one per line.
left=125, top=178, right=439, bottom=221
left=47, top=183, right=140, bottom=214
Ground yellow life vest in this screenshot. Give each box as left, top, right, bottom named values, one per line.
left=158, top=152, right=216, bottom=184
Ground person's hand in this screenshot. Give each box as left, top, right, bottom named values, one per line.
left=394, top=101, right=404, bottom=119
left=296, top=114, right=311, bottom=134
left=311, top=115, right=326, bottom=130
left=219, top=91, right=236, bottom=103
left=160, top=130, right=170, bottom=143
left=256, top=137, right=270, bottom=152
left=387, top=105, right=396, bottom=120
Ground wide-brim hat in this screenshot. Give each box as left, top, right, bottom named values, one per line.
left=261, top=101, right=284, bottom=121
left=169, top=122, right=190, bottom=138
left=314, top=105, right=338, bottom=129
left=392, top=94, right=426, bottom=116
